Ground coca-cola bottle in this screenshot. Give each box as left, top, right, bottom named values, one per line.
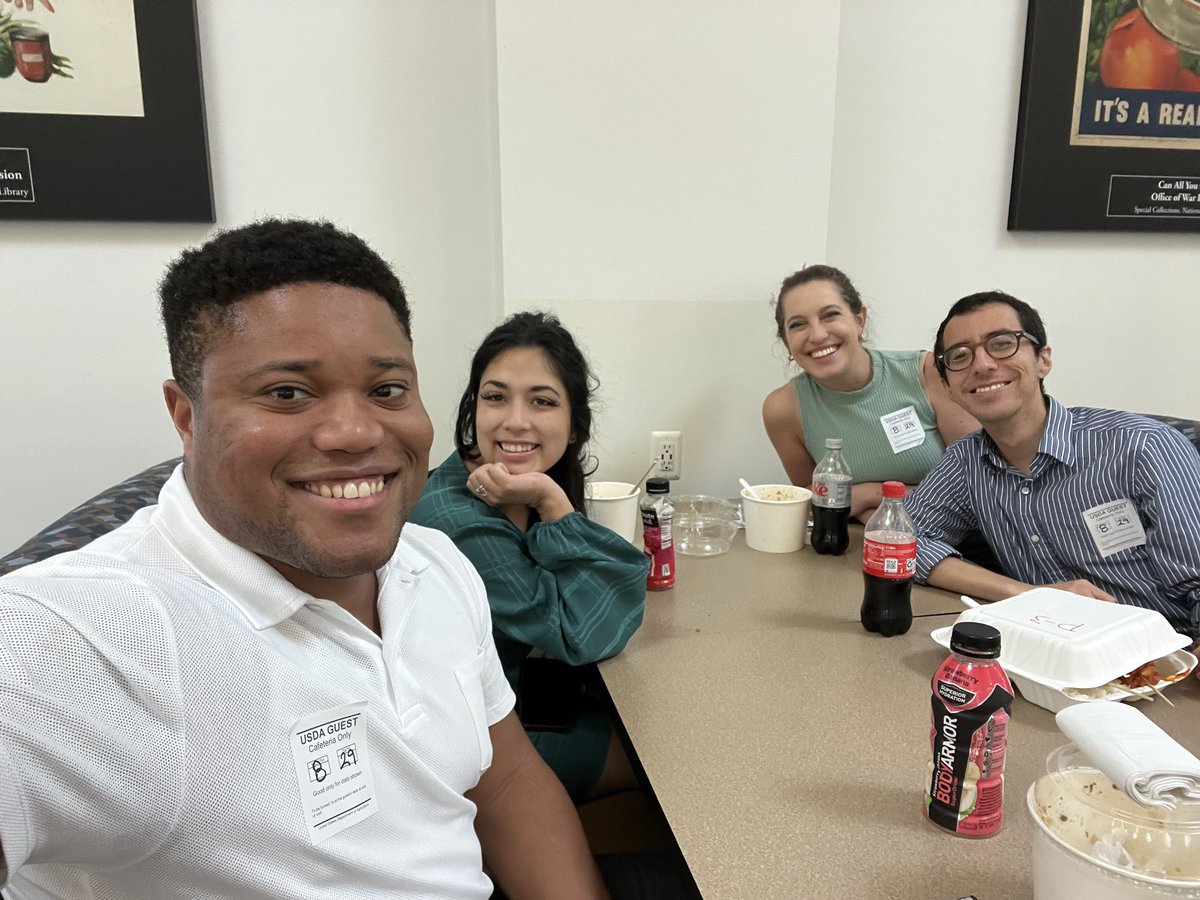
left=860, top=481, right=914, bottom=636
left=924, top=622, right=1013, bottom=837
left=810, top=438, right=852, bottom=556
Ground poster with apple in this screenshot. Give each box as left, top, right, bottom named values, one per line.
left=1072, top=0, right=1200, bottom=146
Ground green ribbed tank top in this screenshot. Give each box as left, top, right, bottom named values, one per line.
left=791, top=348, right=946, bottom=484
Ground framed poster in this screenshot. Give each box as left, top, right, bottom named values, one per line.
left=1009, top=0, right=1200, bottom=231
left=0, top=0, right=212, bottom=222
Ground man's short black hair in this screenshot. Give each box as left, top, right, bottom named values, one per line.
left=160, top=219, right=410, bottom=398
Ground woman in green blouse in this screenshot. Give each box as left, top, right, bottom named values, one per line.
left=410, top=311, right=648, bottom=801
left=763, top=264, right=980, bottom=521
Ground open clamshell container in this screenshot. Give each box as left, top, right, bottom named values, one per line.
left=929, top=588, right=1195, bottom=713
left=1028, top=744, right=1200, bottom=898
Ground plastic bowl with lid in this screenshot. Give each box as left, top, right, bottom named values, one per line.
left=671, top=494, right=741, bottom=523
left=671, top=494, right=740, bottom=556
left=1028, top=743, right=1200, bottom=898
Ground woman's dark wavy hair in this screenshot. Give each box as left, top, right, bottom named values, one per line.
left=455, top=311, right=598, bottom=517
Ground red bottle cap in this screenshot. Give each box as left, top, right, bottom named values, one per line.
left=881, top=481, right=906, bottom=499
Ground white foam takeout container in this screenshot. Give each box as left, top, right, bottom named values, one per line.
left=929, top=588, right=1196, bottom=714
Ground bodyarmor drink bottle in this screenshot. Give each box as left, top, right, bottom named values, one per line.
left=924, top=622, right=1013, bottom=837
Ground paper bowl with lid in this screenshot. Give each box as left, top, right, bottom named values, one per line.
left=929, top=588, right=1196, bottom=713
left=1028, top=743, right=1200, bottom=898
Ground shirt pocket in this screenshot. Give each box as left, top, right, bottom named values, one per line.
left=453, top=650, right=494, bottom=773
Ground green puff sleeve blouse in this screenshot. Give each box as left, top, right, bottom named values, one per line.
left=409, top=453, right=650, bottom=685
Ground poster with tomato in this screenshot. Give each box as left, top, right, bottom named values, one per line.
left=0, top=0, right=144, bottom=118
left=1010, top=0, right=1200, bottom=230
left=0, top=0, right=211, bottom=221
left=1072, top=0, right=1200, bottom=146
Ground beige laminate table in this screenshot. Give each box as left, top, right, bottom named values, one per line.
left=600, top=530, right=1200, bottom=900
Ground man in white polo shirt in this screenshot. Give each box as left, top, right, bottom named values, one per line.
left=0, top=220, right=608, bottom=898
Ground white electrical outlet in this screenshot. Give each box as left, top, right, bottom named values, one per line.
left=651, top=430, right=683, bottom=480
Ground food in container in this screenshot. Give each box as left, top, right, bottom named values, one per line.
left=748, top=485, right=808, bottom=502
left=740, top=485, right=812, bottom=553
left=1062, top=655, right=1196, bottom=701
left=929, top=588, right=1195, bottom=713
left=1028, top=744, right=1200, bottom=898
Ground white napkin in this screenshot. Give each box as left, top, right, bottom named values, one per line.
left=1057, top=702, right=1200, bottom=809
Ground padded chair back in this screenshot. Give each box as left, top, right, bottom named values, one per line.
left=1145, top=413, right=1200, bottom=455
left=0, top=459, right=180, bottom=576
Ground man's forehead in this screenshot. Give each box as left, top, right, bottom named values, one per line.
left=213, top=284, right=405, bottom=334
left=944, top=303, right=1022, bottom=342
left=197, top=283, right=414, bottom=376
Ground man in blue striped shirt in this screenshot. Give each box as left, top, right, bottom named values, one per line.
left=905, top=291, right=1200, bottom=637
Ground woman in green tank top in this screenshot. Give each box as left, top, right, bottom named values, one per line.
left=762, top=265, right=980, bottom=522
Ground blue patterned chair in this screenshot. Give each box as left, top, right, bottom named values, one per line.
left=1146, top=414, right=1200, bottom=454
left=0, top=458, right=180, bottom=576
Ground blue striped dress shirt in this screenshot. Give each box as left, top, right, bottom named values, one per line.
left=905, top=398, right=1200, bottom=636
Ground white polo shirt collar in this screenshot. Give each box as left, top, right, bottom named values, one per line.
left=151, top=466, right=428, bottom=632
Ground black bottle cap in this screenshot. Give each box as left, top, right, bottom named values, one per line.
left=950, top=622, right=1001, bottom=658
left=646, top=478, right=670, bottom=494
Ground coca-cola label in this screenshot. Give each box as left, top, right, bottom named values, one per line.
left=924, top=656, right=1013, bottom=837
left=863, top=536, right=915, bottom=579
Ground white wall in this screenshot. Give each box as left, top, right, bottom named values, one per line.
left=5, top=1, right=1196, bottom=555
left=0, top=0, right=501, bottom=554
left=494, top=2, right=843, bottom=494
left=826, top=1, right=1200, bottom=418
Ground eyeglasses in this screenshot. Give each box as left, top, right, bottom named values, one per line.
left=937, top=331, right=1039, bottom=372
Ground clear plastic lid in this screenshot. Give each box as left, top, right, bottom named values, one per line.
left=1031, top=743, right=1200, bottom=884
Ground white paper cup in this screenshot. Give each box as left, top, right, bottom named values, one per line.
left=585, top=481, right=639, bottom=543
left=740, top=484, right=812, bottom=553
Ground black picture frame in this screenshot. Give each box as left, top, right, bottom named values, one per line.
left=0, top=0, right=212, bottom=222
left=1009, top=0, right=1200, bottom=232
